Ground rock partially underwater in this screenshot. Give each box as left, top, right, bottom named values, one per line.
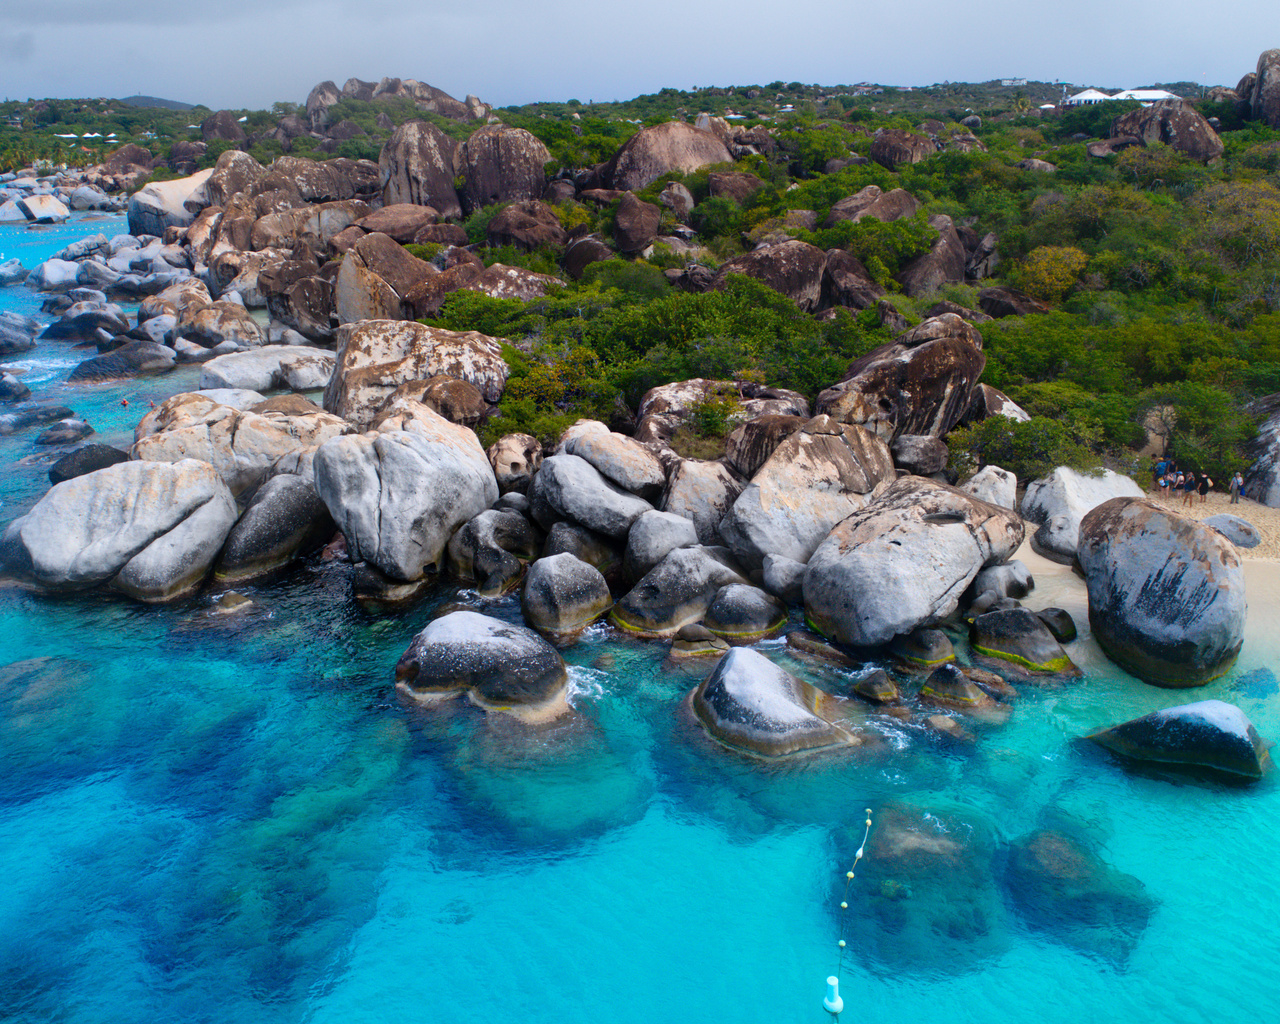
left=689, top=647, right=861, bottom=758
left=1088, top=700, right=1272, bottom=780
left=394, top=610, right=570, bottom=722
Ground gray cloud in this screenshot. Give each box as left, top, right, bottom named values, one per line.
left=0, top=31, right=34, bottom=61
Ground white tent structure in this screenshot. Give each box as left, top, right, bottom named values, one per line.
left=1064, top=87, right=1181, bottom=108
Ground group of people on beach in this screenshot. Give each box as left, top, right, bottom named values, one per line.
left=1151, top=456, right=1245, bottom=505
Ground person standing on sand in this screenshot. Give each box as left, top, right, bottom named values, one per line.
left=1183, top=472, right=1197, bottom=507
left=1230, top=471, right=1244, bottom=504
left=1153, top=455, right=1167, bottom=494
left=1198, top=472, right=1212, bottom=503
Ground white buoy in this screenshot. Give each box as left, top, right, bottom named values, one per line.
left=824, top=976, right=844, bottom=1015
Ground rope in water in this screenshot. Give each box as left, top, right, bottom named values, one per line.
left=827, top=807, right=873, bottom=1020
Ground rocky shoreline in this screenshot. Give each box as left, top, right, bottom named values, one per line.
left=0, top=116, right=1269, bottom=783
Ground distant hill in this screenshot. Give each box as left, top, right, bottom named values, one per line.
left=118, top=95, right=196, bottom=111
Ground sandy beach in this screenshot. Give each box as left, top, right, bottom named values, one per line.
left=1141, top=486, right=1280, bottom=560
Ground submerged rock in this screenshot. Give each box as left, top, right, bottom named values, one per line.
left=841, top=802, right=1007, bottom=972
left=1077, top=498, right=1245, bottom=687
left=690, top=647, right=857, bottom=757
left=394, top=610, right=569, bottom=721
left=1088, top=699, right=1272, bottom=780
left=1004, top=829, right=1156, bottom=963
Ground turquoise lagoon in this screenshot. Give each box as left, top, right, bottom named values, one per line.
left=2, top=215, right=1279, bottom=1023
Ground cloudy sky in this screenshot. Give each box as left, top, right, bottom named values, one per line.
left=0, top=2, right=1273, bottom=109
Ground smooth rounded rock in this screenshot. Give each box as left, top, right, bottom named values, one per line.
left=521, top=552, right=612, bottom=644
left=702, top=584, right=788, bottom=643
left=394, top=610, right=569, bottom=721
left=1088, top=700, right=1271, bottom=780
left=1077, top=498, right=1245, bottom=687
left=623, top=509, right=699, bottom=582
left=690, top=647, right=856, bottom=757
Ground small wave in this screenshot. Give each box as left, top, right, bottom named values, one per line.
left=566, top=665, right=607, bottom=706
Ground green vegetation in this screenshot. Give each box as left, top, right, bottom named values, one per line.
left=3, top=73, right=1275, bottom=485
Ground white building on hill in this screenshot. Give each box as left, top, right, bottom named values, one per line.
left=1063, top=87, right=1180, bottom=107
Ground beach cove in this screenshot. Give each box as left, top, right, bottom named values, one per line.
left=4, top=201, right=1280, bottom=1024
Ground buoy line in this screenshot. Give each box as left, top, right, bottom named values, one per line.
left=824, top=807, right=873, bottom=1019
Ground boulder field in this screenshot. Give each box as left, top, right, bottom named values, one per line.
left=1, top=136, right=1257, bottom=779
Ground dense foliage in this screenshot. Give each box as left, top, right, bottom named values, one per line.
left=4, top=74, right=1277, bottom=486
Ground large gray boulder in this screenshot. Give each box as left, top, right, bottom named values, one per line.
left=1110, top=99, right=1224, bottom=163
left=624, top=509, right=700, bottom=582
left=804, top=476, right=1025, bottom=647
left=446, top=508, right=540, bottom=595
left=1077, top=498, right=1246, bottom=687
left=1088, top=699, right=1271, bottom=780
left=1251, top=49, right=1280, bottom=130
left=199, top=346, right=335, bottom=393
left=1243, top=397, right=1280, bottom=507
left=1022, top=467, right=1145, bottom=564
left=394, top=610, right=569, bottom=721
left=313, top=402, right=498, bottom=581
left=719, top=415, right=895, bottom=567
left=458, top=125, right=551, bottom=212
left=660, top=459, right=746, bottom=545
left=0, top=458, right=236, bottom=601
left=528, top=454, right=654, bottom=539
left=562, top=424, right=665, bottom=499
left=127, top=170, right=213, bottom=237
left=603, top=121, right=732, bottom=191
left=690, top=647, right=858, bottom=757
left=521, top=552, right=612, bottom=644
left=611, top=545, right=748, bottom=636
left=214, top=473, right=334, bottom=581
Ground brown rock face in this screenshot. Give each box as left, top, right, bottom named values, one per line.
left=354, top=204, right=439, bottom=243
left=194, top=150, right=266, bottom=211
left=269, top=156, right=380, bottom=204
left=1110, top=99, right=1224, bottom=162
left=821, top=250, right=884, bottom=310
left=978, top=287, right=1051, bottom=318
left=459, top=125, right=551, bottom=213
left=710, top=240, right=827, bottom=313
left=823, top=185, right=920, bottom=228
left=324, top=319, right=510, bottom=429
left=412, top=223, right=468, bottom=246
left=1251, top=49, right=1280, bottom=129
left=101, top=144, right=154, bottom=176
left=816, top=313, right=985, bottom=440
left=335, top=232, right=437, bottom=325
left=379, top=376, right=489, bottom=427
left=564, top=236, right=615, bottom=280
left=202, top=110, right=246, bottom=143
left=895, top=214, right=967, bottom=297
left=379, top=121, right=462, bottom=219
left=306, top=81, right=340, bottom=131
left=603, top=121, right=732, bottom=191
left=708, top=171, right=764, bottom=204
left=869, top=129, right=936, bottom=170
left=723, top=415, right=806, bottom=479
left=485, top=200, right=567, bottom=250
left=614, top=192, right=661, bottom=253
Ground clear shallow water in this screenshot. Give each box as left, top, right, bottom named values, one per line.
left=3, top=218, right=1280, bottom=1023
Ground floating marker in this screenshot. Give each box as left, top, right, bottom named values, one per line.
left=824, top=976, right=844, bottom=1015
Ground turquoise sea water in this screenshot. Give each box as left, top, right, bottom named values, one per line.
left=3, top=216, right=1280, bottom=1023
